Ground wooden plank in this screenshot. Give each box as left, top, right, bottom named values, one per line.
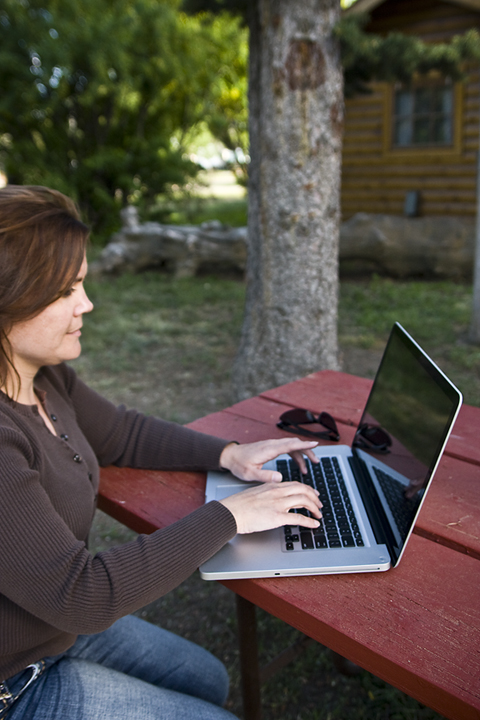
left=222, top=535, right=480, bottom=720
left=343, top=163, right=477, bottom=176
left=342, top=189, right=477, bottom=202
left=98, top=465, right=205, bottom=534
left=342, top=178, right=477, bottom=191
left=188, top=409, right=288, bottom=444
left=343, top=153, right=475, bottom=166
left=445, top=404, right=480, bottom=466
left=422, top=200, right=477, bottom=214
left=259, top=370, right=372, bottom=428
left=415, top=455, right=480, bottom=559
left=344, top=107, right=384, bottom=119
left=342, top=199, right=477, bottom=216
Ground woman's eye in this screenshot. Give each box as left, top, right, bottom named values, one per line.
left=63, top=288, right=75, bottom=298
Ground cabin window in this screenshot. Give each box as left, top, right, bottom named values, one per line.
left=392, top=83, right=453, bottom=147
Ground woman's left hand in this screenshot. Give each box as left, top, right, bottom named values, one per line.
left=219, top=437, right=319, bottom=483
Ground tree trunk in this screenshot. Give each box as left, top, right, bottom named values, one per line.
left=233, top=0, right=343, bottom=400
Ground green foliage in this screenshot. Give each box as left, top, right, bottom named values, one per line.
left=0, top=0, right=247, bottom=239
left=336, top=14, right=480, bottom=96
left=182, top=0, right=248, bottom=19
left=201, top=22, right=249, bottom=183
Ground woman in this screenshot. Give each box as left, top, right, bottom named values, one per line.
left=0, top=185, right=322, bottom=720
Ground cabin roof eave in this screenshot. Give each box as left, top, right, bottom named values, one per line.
left=343, top=0, right=480, bottom=17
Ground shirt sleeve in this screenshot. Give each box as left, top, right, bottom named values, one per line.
left=60, top=364, right=231, bottom=471
left=0, top=422, right=236, bottom=635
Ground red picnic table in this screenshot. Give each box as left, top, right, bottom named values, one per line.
left=98, top=370, right=480, bottom=720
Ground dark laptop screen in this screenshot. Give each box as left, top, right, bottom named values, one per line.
left=352, top=323, right=462, bottom=545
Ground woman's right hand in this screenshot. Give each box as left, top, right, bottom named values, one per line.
left=219, top=481, right=322, bottom=535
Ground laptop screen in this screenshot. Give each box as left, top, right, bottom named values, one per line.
left=352, top=323, right=462, bottom=555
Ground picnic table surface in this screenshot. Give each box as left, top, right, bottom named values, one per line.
left=98, top=370, right=480, bottom=720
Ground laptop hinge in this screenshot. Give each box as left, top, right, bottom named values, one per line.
left=349, top=454, right=399, bottom=565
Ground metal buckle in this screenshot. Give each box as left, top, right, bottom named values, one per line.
left=0, top=661, right=45, bottom=717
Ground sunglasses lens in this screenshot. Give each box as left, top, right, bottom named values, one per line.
left=279, top=408, right=311, bottom=424
left=364, top=427, right=391, bottom=446
left=318, top=412, right=337, bottom=432
left=356, top=424, right=392, bottom=450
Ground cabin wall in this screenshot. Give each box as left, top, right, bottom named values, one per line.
left=341, top=0, right=480, bottom=218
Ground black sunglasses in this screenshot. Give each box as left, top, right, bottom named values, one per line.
left=277, top=408, right=340, bottom=441
left=353, top=423, right=392, bottom=454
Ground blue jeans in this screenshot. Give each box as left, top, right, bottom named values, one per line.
left=3, top=616, right=237, bottom=720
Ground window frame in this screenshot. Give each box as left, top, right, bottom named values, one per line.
left=383, top=79, right=463, bottom=160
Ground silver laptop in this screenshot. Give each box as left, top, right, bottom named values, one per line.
left=200, top=323, right=462, bottom=580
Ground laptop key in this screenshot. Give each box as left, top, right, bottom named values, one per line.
left=300, top=532, right=314, bottom=549
left=329, top=540, right=342, bottom=548
left=327, top=531, right=340, bottom=541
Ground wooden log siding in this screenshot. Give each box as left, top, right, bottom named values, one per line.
left=341, top=0, right=480, bottom=218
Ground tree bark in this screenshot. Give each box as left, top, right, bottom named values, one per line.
left=233, top=0, right=343, bottom=400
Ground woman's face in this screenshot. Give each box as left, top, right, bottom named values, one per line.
left=7, top=255, right=93, bottom=375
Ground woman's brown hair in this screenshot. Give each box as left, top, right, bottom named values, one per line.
left=0, top=185, right=89, bottom=391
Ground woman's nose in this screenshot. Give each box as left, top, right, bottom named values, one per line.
left=75, top=287, right=94, bottom=315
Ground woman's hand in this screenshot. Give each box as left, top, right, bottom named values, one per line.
left=219, top=437, right=319, bottom=483
left=219, top=481, right=322, bottom=534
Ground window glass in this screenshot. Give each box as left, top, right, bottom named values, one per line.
left=392, top=83, right=453, bottom=147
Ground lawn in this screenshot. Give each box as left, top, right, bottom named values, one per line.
left=75, top=265, right=478, bottom=720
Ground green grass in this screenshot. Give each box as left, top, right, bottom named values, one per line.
left=339, top=276, right=479, bottom=406
left=80, top=267, right=479, bottom=409
left=147, top=196, right=248, bottom=227
left=81, top=272, right=245, bottom=372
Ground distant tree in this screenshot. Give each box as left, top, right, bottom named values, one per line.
left=0, top=0, right=246, bottom=237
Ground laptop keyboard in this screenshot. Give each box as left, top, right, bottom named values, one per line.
left=373, top=467, right=419, bottom=541
left=277, top=457, right=364, bottom=551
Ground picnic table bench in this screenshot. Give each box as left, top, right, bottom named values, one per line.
left=98, top=370, right=480, bottom=720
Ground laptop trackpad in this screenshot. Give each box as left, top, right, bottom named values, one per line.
left=215, top=482, right=261, bottom=501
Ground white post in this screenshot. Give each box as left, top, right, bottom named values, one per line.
left=470, top=108, right=480, bottom=344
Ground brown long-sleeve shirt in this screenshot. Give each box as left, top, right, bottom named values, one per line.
left=0, top=363, right=237, bottom=681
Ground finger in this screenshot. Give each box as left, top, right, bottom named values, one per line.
left=250, top=468, right=283, bottom=483
left=288, top=497, right=323, bottom=519
left=289, top=450, right=307, bottom=474
left=304, top=448, right=320, bottom=464
left=279, top=486, right=322, bottom=517
left=281, top=438, right=318, bottom=454
left=290, top=514, right=322, bottom=530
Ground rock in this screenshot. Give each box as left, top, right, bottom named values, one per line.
left=90, top=207, right=475, bottom=280
left=339, top=213, right=475, bottom=279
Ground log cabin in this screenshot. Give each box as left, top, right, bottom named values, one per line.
left=341, top=0, right=480, bottom=218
